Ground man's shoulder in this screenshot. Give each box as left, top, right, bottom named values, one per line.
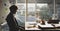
left=7, top=13, right=13, bottom=17
left=6, top=14, right=13, bottom=20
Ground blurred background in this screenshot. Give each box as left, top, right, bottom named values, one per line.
left=0, top=0, right=60, bottom=31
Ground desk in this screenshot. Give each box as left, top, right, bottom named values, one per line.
left=37, top=21, right=54, bottom=29
left=25, top=27, right=40, bottom=30
left=25, top=21, right=60, bottom=30
left=25, top=22, right=40, bottom=30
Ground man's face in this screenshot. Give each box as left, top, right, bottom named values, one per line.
left=10, top=5, right=18, bottom=14
left=13, top=10, right=17, bottom=14
left=11, top=9, right=17, bottom=14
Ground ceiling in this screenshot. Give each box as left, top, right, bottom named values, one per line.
left=17, top=0, right=60, bottom=4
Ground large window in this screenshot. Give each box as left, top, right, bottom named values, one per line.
left=36, top=4, right=51, bottom=21
left=15, top=0, right=60, bottom=30
left=26, top=3, right=36, bottom=22
left=15, top=0, right=26, bottom=27
left=25, top=0, right=56, bottom=30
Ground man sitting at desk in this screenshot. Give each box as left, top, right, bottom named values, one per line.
left=6, top=5, right=19, bottom=31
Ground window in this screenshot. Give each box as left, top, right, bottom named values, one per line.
left=15, top=0, right=60, bottom=30
left=26, top=3, right=36, bottom=22
left=15, top=0, right=26, bottom=27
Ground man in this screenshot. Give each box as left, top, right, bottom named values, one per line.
left=6, top=5, right=19, bottom=31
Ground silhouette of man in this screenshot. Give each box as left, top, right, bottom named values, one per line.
left=6, top=5, right=19, bottom=31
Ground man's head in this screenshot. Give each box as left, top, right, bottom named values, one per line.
left=9, top=5, right=18, bottom=14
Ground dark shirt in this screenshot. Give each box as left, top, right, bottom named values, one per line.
left=6, top=13, right=19, bottom=31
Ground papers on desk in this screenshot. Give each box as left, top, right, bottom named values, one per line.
left=25, top=21, right=60, bottom=30
left=37, top=21, right=54, bottom=27
left=53, top=24, right=60, bottom=27
left=25, top=25, right=40, bottom=30
left=25, top=22, right=40, bottom=30
left=37, top=23, right=53, bottom=27
left=25, top=27, right=40, bottom=30
left=25, top=24, right=40, bottom=30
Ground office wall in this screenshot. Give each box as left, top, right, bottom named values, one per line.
left=0, top=0, right=10, bottom=25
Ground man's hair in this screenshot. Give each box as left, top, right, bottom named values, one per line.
left=9, top=5, right=18, bottom=12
